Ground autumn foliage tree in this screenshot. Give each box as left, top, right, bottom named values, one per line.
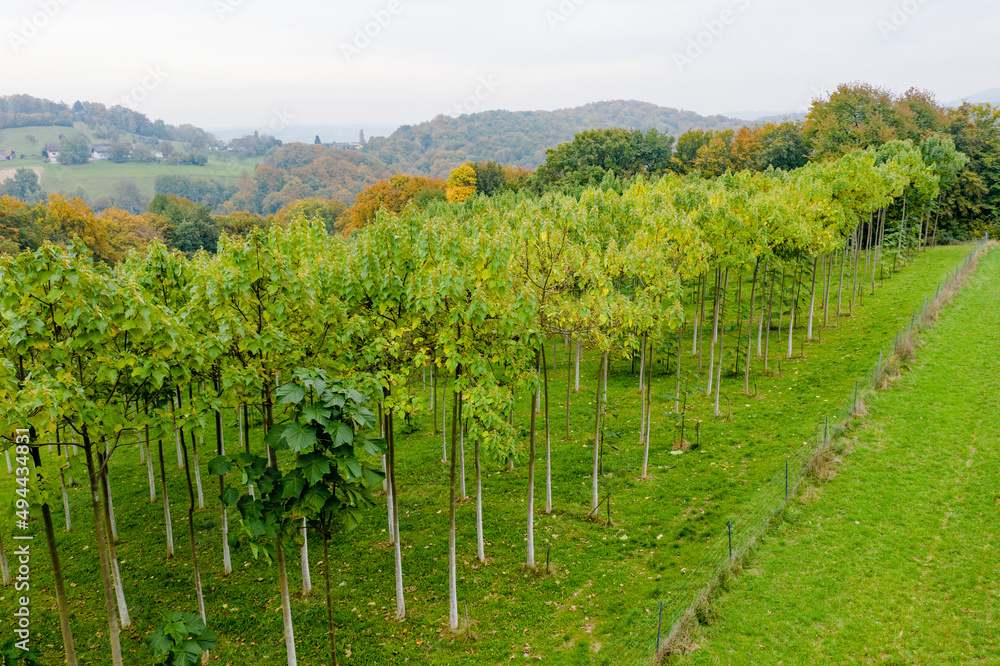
left=342, top=174, right=446, bottom=233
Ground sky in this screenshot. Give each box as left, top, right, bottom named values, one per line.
left=1, top=0, right=997, bottom=135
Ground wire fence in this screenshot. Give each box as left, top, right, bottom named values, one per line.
left=611, top=239, right=989, bottom=665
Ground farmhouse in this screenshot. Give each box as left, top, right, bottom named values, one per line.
left=45, top=142, right=60, bottom=163
left=0, top=149, right=14, bottom=161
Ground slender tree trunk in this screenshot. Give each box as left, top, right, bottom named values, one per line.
left=777, top=266, right=787, bottom=342
left=851, top=226, right=860, bottom=311
left=638, top=334, right=646, bottom=392
left=837, top=244, right=846, bottom=326
left=763, top=263, right=776, bottom=372
left=83, top=433, right=124, bottom=666
left=542, top=344, right=552, bottom=514
left=158, top=436, right=174, bottom=558
left=441, top=376, right=447, bottom=463
left=300, top=518, right=312, bottom=597
left=103, top=440, right=118, bottom=543
left=698, top=273, right=706, bottom=373
left=565, top=342, right=572, bottom=440
left=459, top=391, right=466, bottom=501
left=807, top=256, right=818, bottom=341
left=787, top=261, right=799, bottom=359
left=98, top=452, right=129, bottom=628
left=276, top=539, right=298, bottom=665
left=707, top=267, right=721, bottom=395
left=591, top=351, right=607, bottom=512
left=448, top=366, right=461, bottom=629
left=173, top=394, right=183, bottom=469
left=744, top=259, right=761, bottom=393
left=387, top=407, right=405, bottom=620
left=432, top=365, right=438, bottom=435
left=0, top=532, right=8, bottom=586
left=675, top=327, right=682, bottom=413
left=714, top=269, right=729, bottom=416
left=642, top=336, right=656, bottom=477
left=178, top=430, right=206, bottom=622
left=322, top=532, right=338, bottom=666
left=527, top=351, right=538, bottom=567
left=732, top=270, right=744, bottom=375
left=574, top=339, right=581, bottom=393
left=30, top=446, right=78, bottom=665
left=145, top=423, right=156, bottom=502
left=214, top=387, right=232, bottom=576
left=60, top=468, right=71, bottom=530
left=475, top=416, right=485, bottom=563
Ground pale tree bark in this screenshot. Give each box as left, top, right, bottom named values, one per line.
left=526, top=352, right=539, bottom=567
left=448, top=367, right=461, bottom=629
left=30, top=445, right=78, bottom=665
left=591, top=351, right=607, bottom=512
left=714, top=269, right=730, bottom=416
left=83, top=431, right=124, bottom=666
left=707, top=267, right=721, bottom=396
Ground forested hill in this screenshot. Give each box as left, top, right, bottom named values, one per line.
left=363, top=100, right=748, bottom=178
left=0, top=94, right=215, bottom=146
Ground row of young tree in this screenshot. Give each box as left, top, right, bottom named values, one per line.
left=0, top=134, right=966, bottom=665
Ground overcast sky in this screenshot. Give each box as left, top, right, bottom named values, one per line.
left=2, top=0, right=996, bottom=133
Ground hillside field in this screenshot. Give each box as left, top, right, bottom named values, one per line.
left=0, top=124, right=262, bottom=199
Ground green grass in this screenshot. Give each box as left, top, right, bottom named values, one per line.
left=673, top=247, right=1000, bottom=665
left=39, top=157, right=261, bottom=200
left=0, top=124, right=262, bottom=199
left=0, top=245, right=978, bottom=665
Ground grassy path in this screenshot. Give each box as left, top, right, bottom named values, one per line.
left=677, top=247, right=1000, bottom=665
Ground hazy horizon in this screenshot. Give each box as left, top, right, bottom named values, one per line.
left=2, top=0, right=997, bottom=133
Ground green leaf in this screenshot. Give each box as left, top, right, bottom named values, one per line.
left=207, top=455, right=231, bottom=476
left=281, top=470, right=307, bottom=500
left=361, top=464, right=386, bottom=487
left=300, top=402, right=331, bottom=427
left=297, top=452, right=332, bottom=484
left=277, top=382, right=307, bottom=405
left=221, top=487, right=240, bottom=507
left=302, top=485, right=331, bottom=513
left=343, top=457, right=363, bottom=481
left=333, top=422, right=354, bottom=448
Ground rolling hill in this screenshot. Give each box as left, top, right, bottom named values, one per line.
left=364, top=99, right=749, bottom=178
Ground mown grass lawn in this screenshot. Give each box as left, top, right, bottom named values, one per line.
left=674, top=246, right=999, bottom=665
left=0, top=245, right=978, bottom=665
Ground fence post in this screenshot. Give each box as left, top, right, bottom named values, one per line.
left=727, top=520, right=733, bottom=561
left=876, top=351, right=883, bottom=387
left=853, top=381, right=859, bottom=413
left=824, top=416, right=829, bottom=445
left=656, top=601, right=664, bottom=652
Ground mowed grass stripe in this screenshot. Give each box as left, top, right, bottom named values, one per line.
left=678, top=247, right=1000, bottom=665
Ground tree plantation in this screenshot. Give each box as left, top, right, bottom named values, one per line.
left=0, top=134, right=975, bottom=664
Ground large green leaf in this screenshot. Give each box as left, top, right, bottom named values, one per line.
left=207, top=455, right=231, bottom=476
left=297, top=452, right=332, bottom=484
left=281, top=469, right=307, bottom=500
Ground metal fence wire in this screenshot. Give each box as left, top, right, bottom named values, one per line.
left=611, top=240, right=988, bottom=665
